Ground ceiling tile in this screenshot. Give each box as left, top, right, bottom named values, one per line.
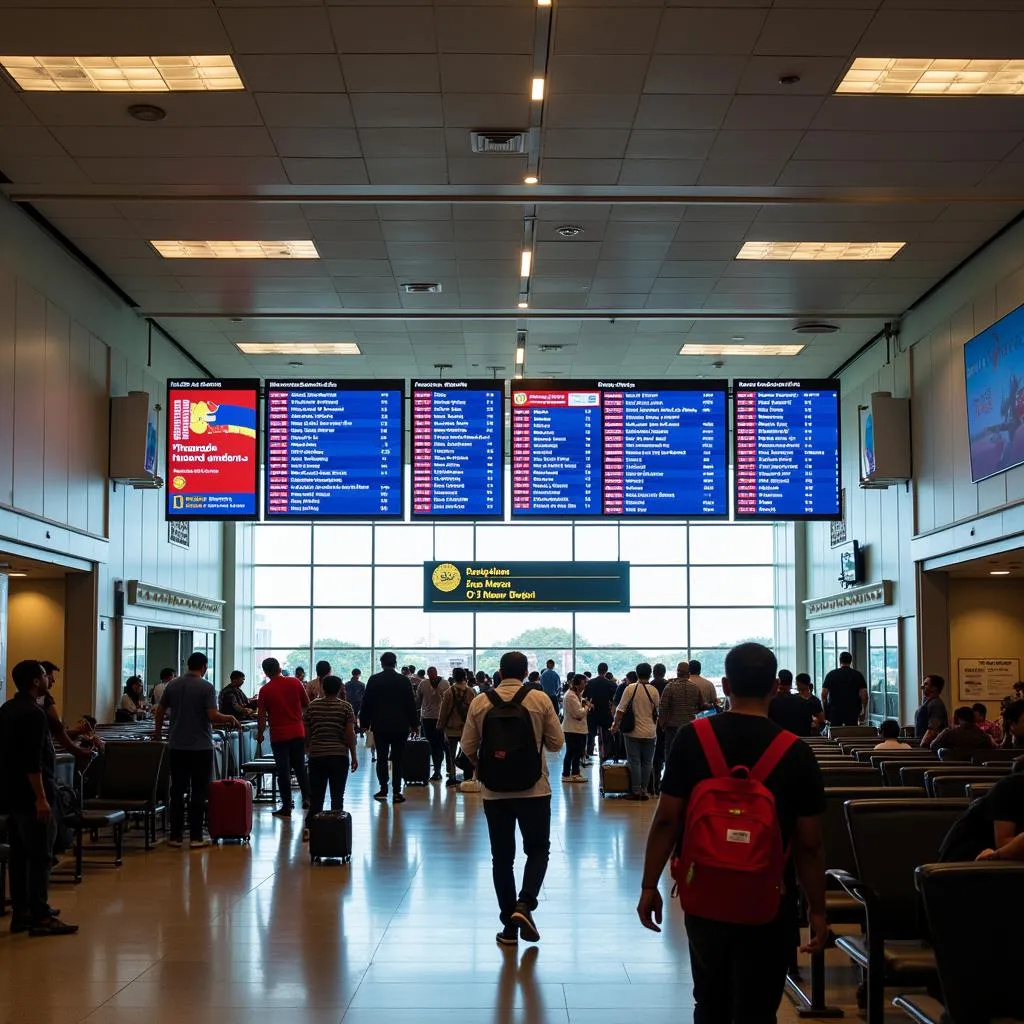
left=793, top=131, right=1021, bottom=164
left=541, top=158, right=623, bottom=185
left=858, top=9, right=1024, bottom=56
left=551, top=55, right=649, bottom=95
left=351, top=93, right=443, bottom=127
left=545, top=129, right=630, bottom=160
left=329, top=6, right=437, bottom=53
left=281, top=157, right=369, bottom=184
left=0, top=126, right=65, bottom=158
left=625, top=130, right=716, bottom=160
left=237, top=55, right=346, bottom=93
left=777, top=160, right=997, bottom=188
left=737, top=56, right=848, bottom=95
left=21, top=93, right=263, bottom=128
left=656, top=9, right=768, bottom=54
left=439, top=54, right=533, bottom=93
left=634, top=95, right=731, bottom=130
left=358, top=127, right=446, bottom=158
left=724, top=96, right=826, bottom=130
left=269, top=127, right=361, bottom=159
left=435, top=7, right=535, bottom=53
left=618, top=159, right=704, bottom=185
left=77, top=156, right=288, bottom=185
left=546, top=94, right=640, bottom=129
left=708, top=130, right=804, bottom=162
left=341, top=55, right=440, bottom=93
left=753, top=9, right=874, bottom=56
left=442, top=94, right=530, bottom=128
left=220, top=6, right=335, bottom=52
left=555, top=8, right=662, bottom=54
left=365, top=157, right=449, bottom=184
left=447, top=156, right=527, bottom=184
left=255, top=93, right=354, bottom=128
left=51, top=126, right=277, bottom=159
left=644, top=55, right=747, bottom=94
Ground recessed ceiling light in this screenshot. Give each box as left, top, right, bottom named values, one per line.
left=524, top=175, right=539, bottom=185
left=737, top=241, right=905, bottom=261
left=517, top=301, right=529, bottom=309
left=520, top=250, right=533, bottom=277
left=793, top=321, right=840, bottom=334
left=151, top=240, right=319, bottom=259
left=679, top=344, right=805, bottom=357
left=838, top=57, right=1024, bottom=96
left=537, top=0, right=552, bottom=6
left=556, top=225, right=584, bottom=238
left=236, top=342, right=361, bottom=355
left=990, top=570, right=1011, bottom=576
left=0, top=55, right=243, bottom=92
left=531, top=77, right=545, bottom=101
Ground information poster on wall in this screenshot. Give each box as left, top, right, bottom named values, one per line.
left=166, top=379, right=259, bottom=520
left=958, top=658, right=1021, bottom=701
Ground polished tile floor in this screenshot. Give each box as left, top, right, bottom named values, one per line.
left=2, top=748, right=871, bottom=1024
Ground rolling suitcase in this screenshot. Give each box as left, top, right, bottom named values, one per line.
left=600, top=760, right=631, bottom=797
left=208, top=730, right=253, bottom=843
left=401, top=737, right=431, bottom=785
left=309, top=810, right=352, bottom=864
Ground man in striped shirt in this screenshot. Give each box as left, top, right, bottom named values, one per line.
left=658, top=664, right=704, bottom=757
left=301, top=675, right=358, bottom=838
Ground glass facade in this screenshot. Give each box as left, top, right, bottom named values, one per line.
left=251, top=520, right=775, bottom=683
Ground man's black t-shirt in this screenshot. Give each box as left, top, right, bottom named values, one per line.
left=661, top=713, right=825, bottom=845
left=822, top=666, right=866, bottom=723
left=583, top=676, right=616, bottom=728
left=939, top=774, right=1024, bottom=861
left=768, top=693, right=815, bottom=737
left=0, top=692, right=56, bottom=813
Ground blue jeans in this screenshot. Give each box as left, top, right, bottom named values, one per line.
left=624, top=735, right=657, bottom=795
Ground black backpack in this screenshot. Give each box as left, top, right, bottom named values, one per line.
left=477, top=686, right=542, bottom=793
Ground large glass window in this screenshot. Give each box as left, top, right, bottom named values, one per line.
left=252, top=520, right=776, bottom=678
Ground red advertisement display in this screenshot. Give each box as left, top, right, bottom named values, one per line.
left=166, top=379, right=259, bottom=520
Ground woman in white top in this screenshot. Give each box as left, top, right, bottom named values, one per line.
left=612, top=664, right=661, bottom=799
left=561, top=675, right=590, bottom=783
left=120, top=676, right=150, bottom=719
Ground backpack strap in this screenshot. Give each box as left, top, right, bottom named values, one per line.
left=693, top=716, right=730, bottom=778
left=511, top=685, right=531, bottom=706
left=749, top=730, right=799, bottom=783
left=485, top=690, right=505, bottom=709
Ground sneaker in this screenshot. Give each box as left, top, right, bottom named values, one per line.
left=302, top=829, right=310, bottom=843
left=28, top=918, right=79, bottom=937
left=166, top=838, right=183, bottom=848
left=445, top=777, right=459, bottom=787
left=392, top=793, right=407, bottom=804
left=190, top=839, right=211, bottom=849
left=373, top=791, right=388, bottom=803
left=561, top=775, right=571, bottom=783
left=511, top=902, right=540, bottom=943
left=496, top=925, right=519, bottom=947
left=458, top=779, right=481, bottom=794
left=271, top=807, right=292, bottom=818
left=570, top=774, right=587, bottom=783
left=430, top=772, right=443, bottom=782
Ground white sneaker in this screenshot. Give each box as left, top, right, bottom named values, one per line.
left=458, top=779, right=482, bottom=794
left=570, top=774, right=587, bottom=783
left=190, top=838, right=211, bottom=849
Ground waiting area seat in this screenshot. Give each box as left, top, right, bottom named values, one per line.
left=72, top=810, right=126, bottom=883
left=893, top=862, right=1024, bottom=1024
left=83, top=741, right=167, bottom=849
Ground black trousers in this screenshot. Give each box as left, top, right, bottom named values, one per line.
left=422, top=718, right=446, bottom=773
left=483, top=796, right=551, bottom=927
left=305, top=755, right=349, bottom=826
left=271, top=737, right=310, bottom=809
left=373, top=731, right=408, bottom=794
left=169, top=748, right=214, bottom=841
left=685, top=909, right=791, bottom=1024
left=7, top=811, right=56, bottom=921
left=562, top=733, right=586, bottom=776
left=649, top=728, right=666, bottom=793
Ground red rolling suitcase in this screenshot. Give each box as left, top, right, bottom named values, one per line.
left=208, top=776, right=253, bottom=843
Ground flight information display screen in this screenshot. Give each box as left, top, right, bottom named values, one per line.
left=733, top=379, right=841, bottom=520
left=264, top=379, right=404, bottom=519
left=411, top=380, right=503, bottom=519
left=510, top=380, right=729, bottom=518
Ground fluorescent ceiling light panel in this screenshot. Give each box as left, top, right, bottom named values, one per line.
left=0, top=55, right=243, bottom=92
left=531, top=77, right=545, bottom=101
left=736, top=241, right=905, bottom=261
left=838, top=57, right=1024, bottom=95
left=151, top=240, right=319, bottom=259
left=680, top=344, right=805, bottom=357
left=5, top=571, right=27, bottom=577
left=236, top=342, right=361, bottom=355
left=537, top=0, right=552, bottom=6
left=990, top=570, right=1011, bottom=576
left=520, top=250, right=533, bottom=277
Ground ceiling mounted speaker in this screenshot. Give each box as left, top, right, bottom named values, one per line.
left=470, top=131, right=527, bottom=154
left=792, top=322, right=839, bottom=334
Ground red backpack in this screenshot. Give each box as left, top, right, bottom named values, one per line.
left=671, top=716, right=797, bottom=926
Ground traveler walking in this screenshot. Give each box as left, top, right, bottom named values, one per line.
left=345, top=669, right=365, bottom=734
left=637, top=642, right=828, bottom=1024
left=915, top=674, right=950, bottom=746
left=302, top=675, right=358, bottom=837
left=155, top=651, right=241, bottom=848
left=658, top=663, right=704, bottom=758
left=561, top=674, right=589, bottom=782
left=584, top=664, right=616, bottom=762
left=688, top=660, right=720, bottom=709
left=612, top=663, right=661, bottom=800
left=0, top=660, right=78, bottom=936
left=438, top=667, right=475, bottom=787
left=256, top=657, right=311, bottom=818
left=540, top=659, right=561, bottom=714
left=460, top=651, right=564, bottom=947
left=361, top=651, right=419, bottom=805
left=416, top=666, right=450, bottom=782
left=821, top=652, right=868, bottom=727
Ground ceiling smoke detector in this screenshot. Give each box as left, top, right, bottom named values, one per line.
left=128, top=103, right=167, bottom=122
left=792, top=321, right=840, bottom=335
left=470, top=130, right=527, bottom=155
left=556, top=224, right=584, bottom=238
left=402, top=282, right=442, bottom=294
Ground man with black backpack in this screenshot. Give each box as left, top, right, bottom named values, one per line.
left=460, top=650, right=564, bottom=948
left=636, top=642, right=827, bottom=1024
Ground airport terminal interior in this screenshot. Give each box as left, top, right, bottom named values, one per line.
left=2, top=1, right=1024, bottom=1022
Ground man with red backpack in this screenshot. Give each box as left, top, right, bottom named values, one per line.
left=636, top=642, right=827, bottom=1024
left=460, top=650, right=564, bottom=948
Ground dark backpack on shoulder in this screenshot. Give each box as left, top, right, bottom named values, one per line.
left=477, top=686, right=542, bottom=793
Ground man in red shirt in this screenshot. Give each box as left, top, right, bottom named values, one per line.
left=257, top=657, right=310, bottom=818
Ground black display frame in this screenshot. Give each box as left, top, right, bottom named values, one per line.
left=510, top=378, right=730, bottom=521
left=165, top=377, right=261, bottom=523
left=732, top=377, right=842, bottom=523
left=262, top=378, right=406, bottom=522
left=410, top=379, right=506, bottom=522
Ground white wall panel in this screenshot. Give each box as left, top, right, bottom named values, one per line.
left=43, top=301, right=70, bottom=526
left=12, top=280, right=45, bottom=517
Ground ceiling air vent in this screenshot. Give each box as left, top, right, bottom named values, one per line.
left=793, top=321, right=839, bottom=335
left=470, top=130, right=527, bottom=155
left=402, top=282, right=442, bottom=294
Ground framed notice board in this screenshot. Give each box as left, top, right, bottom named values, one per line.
left=958, top=658, right=1021, bottom=702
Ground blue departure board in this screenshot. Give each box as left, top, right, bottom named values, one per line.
left=264, top=379, right=404, bottom=519
left=411, top=380, right=504, bottom=519
left=733, top=379, right=841, bottom=520
left=511, top=380, right=729, bottom=518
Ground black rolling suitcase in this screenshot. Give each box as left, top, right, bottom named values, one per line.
left=401, top=737, right=431, bottom=785
left=309, top=811, right=352, bottom=864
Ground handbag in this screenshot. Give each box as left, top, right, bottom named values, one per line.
left=620, top=684, right=654, bottom=734
left=365, top=729, right=375, bottom=750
